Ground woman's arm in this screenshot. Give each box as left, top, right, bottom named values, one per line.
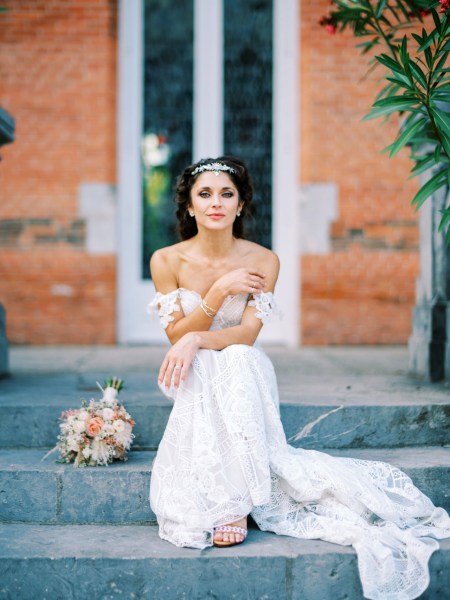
left=158, top=252, right=280, bottom=389
left=150, top=249, right=267, bottom=344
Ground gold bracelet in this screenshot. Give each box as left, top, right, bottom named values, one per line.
left=200, top=299, right=217, bottom=318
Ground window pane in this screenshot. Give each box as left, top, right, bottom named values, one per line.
left=142, top=0, right=194, bottom=279
left=224, top=0, right=273, bottom=248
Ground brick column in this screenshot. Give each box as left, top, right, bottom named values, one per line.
left=409, top=185, right=450, bottom=381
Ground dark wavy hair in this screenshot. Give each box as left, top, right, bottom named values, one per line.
left=175, top=155, right=254, bottom=240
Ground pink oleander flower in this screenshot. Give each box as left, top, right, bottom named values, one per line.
left=408, top=8, right=431, bottom=19
left=440, top=0, right=450, bottom=13
left=319, top=14, right=337, bottom=35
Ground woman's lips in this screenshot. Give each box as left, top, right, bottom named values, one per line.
left=208, top=214, right=225, bottom=220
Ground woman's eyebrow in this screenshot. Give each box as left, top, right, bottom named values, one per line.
left=197, top=186, right=235, bottom=192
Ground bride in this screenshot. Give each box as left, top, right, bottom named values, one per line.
left=148, top=156, right=450, bottom=600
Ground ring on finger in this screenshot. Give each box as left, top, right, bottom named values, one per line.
left=174, top=364, right=182, bottom=371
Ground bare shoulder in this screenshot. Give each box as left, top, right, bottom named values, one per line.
left=240, top=240, right=280, bottom=275
left=150, top=242, right=187, bottom=292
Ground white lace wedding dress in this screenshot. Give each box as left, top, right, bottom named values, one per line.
left=148, top=289, right=450, bottom=600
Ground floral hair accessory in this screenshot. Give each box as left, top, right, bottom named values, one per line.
left=43, top=376, right=135, bottom=467
left=191, top=162, right=236, bottom=177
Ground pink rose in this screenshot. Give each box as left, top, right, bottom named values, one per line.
left=86, top=416, right=104, bottom=437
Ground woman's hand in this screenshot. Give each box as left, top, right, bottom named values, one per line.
left=212, top=267, right=266, bottom=298
left=158, top=332, right=201, bottom=389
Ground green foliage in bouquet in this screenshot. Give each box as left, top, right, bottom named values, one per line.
left=320, top=1, right=450, bottom=240
left=103, top=376, right=124, bottom=392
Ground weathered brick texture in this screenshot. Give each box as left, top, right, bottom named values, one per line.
left=0, top=0, right=421, bottom=345
left=300, top=0, right=420, bottom=344
left=0, top=0, right=117, bottom=344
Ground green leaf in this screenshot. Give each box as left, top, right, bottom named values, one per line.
left=386, top=5, right=400, bottom=22
left=411, top=169, right=448, bottom=210
left=409, top=154, right=437, bottom=178
left=431, top=7, right=442, bottom=34
left=424, top=46, right=433, bottom=69
left=363, top=95, right=420, bottom=120
left=399, top=35, right=409, bottom=66
left=412, top=33, right=425, bottom=46
left=438, top=208, right=450, bottom=243
left=434, top=144, right=442, bottom=163
left=430, top=107, right=450, bottom=137
left=429, top=106, right=450, bottom=157
left=438, top=207, right=450, bottom=230
left=431, top=53, right=450, bottom=83
left=431, top=89, right=450, bottom=101
left=375, top=81, right=399, bottom=102
left=356, top=40, right=377, bottom=49
left=388, top=118, right=429, bottom=157
left=376, top=53, right=405, bottom=74
left=386, top=76, right=414, bottom=91
left=410, top=61, right=428, bottom=89
left=376, top=0, right=388, bottom=18
left=417, top=29, right=439, bottom=53
left=373, top=94, right=419, bottom=107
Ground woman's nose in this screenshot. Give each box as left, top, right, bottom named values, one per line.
left=211, top=194, right=223, bottom=207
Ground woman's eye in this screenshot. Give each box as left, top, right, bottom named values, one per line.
left=199, top=191, right=210, bottom=198
left=223, top=192, right=233, bottom=198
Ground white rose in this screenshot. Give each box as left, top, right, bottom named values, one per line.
left=102, top=408, right=115, bottom=421
left=101, top=423, right=115, bottom=436
left=68, top=439, right=80, bottom=452
left=113, top=419, right=125, bottom=433
left=78, top=410, right=89, bottom=421
left=73, top=419, right=86, bottom=434
left=82, top=446, right=92, bottom=458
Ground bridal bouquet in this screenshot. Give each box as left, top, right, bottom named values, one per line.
left=49, top=377, right=135, bottom=467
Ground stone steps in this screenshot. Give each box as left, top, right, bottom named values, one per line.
left=1, top=447, right=449, bottom=526
left=1, top=348, right=450, bottom=599
left=0, top=523, right=448, bottom=600
left=1, top=372, right=449, bottom=450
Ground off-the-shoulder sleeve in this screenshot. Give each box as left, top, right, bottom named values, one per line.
left=147, top=290, right=181, bottom=329
left=248, top=291, right=280, bottom=322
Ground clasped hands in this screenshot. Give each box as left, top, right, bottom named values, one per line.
left=158, top=267, right=266, bottom=389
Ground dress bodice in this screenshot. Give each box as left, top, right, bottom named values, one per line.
left=148, top=288, right=276, bottom=330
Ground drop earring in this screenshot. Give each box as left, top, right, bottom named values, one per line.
left=237, top=211, right=241, bottom=217
left=188, top=210, right=194, bottom=217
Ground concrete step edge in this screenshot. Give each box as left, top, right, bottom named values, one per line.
left=1, top=402, right=449, bottom=450
left=0, top=524, right=449, bottom=600
left=1, top=448, right=449, bottom=525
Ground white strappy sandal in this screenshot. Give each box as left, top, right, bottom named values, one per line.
left=213, top=525, right=248, bottom=547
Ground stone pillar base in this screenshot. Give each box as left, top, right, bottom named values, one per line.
left=409, top=302, right=449, bottom=382
left=0, top=304, right=9, bottom=378
left=408, top=180, right=450, bottom=382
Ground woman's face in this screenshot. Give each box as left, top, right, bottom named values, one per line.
left=189, top=171, right=243, bottom=233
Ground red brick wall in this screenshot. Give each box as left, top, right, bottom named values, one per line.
left=0, top=0, right=422, bottom=345
left=300, top=0, right=420, bottom=344
left=0, top=0, right=117, bottom=344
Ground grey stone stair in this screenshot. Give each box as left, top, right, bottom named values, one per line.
left=0, top=523, right=449, bottom=600
left=1, top=347, right=449, bottom=599
left=1, top=372, right=449, bottom=450
left=1, top=447, right=449, bottom=526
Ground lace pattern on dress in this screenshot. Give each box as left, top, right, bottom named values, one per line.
left=149, top=287, right=450, bottom=598
left=147, top=290, right=181, bottom=329
left=248, top=291, right=279, bottom=322
left=148, top=289, right=279, bottom=329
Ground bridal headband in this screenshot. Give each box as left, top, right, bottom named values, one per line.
left=191, top=162, right=236, bottom=177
